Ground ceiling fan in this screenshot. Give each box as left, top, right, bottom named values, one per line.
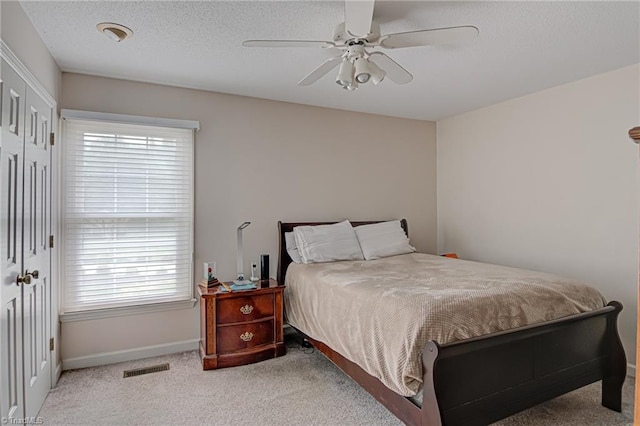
left=242, top=0, right=479, bottom=91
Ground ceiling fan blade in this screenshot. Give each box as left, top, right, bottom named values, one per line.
left=368, top=52, right=412, bottom=84
left=380, top=25, right=479, bottom=49
left=298, top=56, right=343, bottom=86
left=344, top=0, right=375, bottom=37
left=242, top=40, right=335, bottom=48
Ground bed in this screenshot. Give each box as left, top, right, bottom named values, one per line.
left=277, top=220, right=626, bottom=426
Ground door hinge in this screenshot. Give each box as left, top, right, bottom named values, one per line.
left=49, top=235, right=54, bottom=248
left=49, top=337, right=54, bottom=351
left=50, top=132, right=55, bottom=146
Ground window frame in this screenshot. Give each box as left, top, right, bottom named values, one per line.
left=58, top=110, right=199, bottom=322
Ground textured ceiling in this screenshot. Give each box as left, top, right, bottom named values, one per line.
left=20, top=1, right=640, bottom=121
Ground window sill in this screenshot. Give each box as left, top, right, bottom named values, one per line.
left=59, top=298, right=198, bottom=323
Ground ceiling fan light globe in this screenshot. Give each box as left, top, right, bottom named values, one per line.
left=371, top=76, right=385, bottom=85
left=354, top=57, right=372, bottom=84
left=356, top=73, right=370, bottom=83
left=337, top=78, right=352, bottom=88
left=371, top=70, right=385, bottom=85
left=336, top=59, right=355, bottom=87
left=342, top=79, right=359, bottom=91
left=368, top=60, right=386, bottom=85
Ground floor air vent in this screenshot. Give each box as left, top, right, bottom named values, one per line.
left=123, top=363, right=170, bottom=378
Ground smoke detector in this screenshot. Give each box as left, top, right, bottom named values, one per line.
left=96, top=22, right=133, bottom=42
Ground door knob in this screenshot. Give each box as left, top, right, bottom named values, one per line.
left=16, top=273, right=32, bottom=285
left=27, top=270, right=39, bottom=279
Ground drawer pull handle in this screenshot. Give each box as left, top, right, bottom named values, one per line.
left=240, top=304, right=254, bottom=315
left=240, top=332, right=254, bottom=342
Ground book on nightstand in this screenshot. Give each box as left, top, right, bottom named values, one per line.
left=199, top=279, right=220, bottom=289
left=218, top=282, right=257, bottom=292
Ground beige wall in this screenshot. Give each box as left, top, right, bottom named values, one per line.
left=437, top=64, right=639, bottom=367
left=60, top=73, right=437, bottom=363
left=0, top=1, right=61, bottom=99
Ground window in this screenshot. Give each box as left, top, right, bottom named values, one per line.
left=60, top=111, right=197, bottom=313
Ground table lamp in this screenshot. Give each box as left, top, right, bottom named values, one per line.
left=235, top=221, right=251, bottom=285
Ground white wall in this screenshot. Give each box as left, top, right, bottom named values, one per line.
left=60, top=73, right=437, bottom=365
left=437, top=64, right=639, bottom=367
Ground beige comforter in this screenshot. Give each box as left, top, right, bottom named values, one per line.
left=284, top=253, right=606, bottom=396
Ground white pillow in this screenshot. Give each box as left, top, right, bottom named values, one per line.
left=284, top=232, right=302, bottom=263
left=293, top=220, right=364, bottom=264
left=354, top=220, right=415, bottom=260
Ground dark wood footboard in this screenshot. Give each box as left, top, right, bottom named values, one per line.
left=295, top=301, right=626, bottom=426
left=422, top=301, right=626, bottom=425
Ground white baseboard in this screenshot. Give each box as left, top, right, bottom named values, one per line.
left=627, top=363, right=636, bottom=378
left=62, top=339, right=199, bottom=371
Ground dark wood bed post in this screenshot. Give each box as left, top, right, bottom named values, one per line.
left=601, top=301, right=627, bottom=411
left=422, top=342, right=443, bottom=426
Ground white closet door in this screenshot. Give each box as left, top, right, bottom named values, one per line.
left=0, top=58, right=26, bottom=421
left=22, top=84, right=52, bottom=418
left=0, top=58, right=52, bottom=421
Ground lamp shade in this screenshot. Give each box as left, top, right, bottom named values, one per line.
left=236, top=222, right=251, bottom=282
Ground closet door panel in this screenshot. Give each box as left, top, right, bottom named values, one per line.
left=22, top=85, right=52, bottom=418
left=0, top=59, right=26, bottom=420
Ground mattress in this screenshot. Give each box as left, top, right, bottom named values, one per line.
left=284, top=253, right=606, bottom=397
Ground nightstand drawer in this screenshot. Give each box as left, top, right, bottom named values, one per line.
left=217, top=320, right=274, bottom=353
left=217, top=293, right=274, bottom=324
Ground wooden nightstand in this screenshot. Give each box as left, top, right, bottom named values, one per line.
left=198, top=279, right=286, bottom=370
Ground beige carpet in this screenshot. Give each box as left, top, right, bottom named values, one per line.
left=40, top=340, right=634, bottom=425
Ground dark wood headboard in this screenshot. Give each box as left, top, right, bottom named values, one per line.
left=277, top=219, right=408, bottom=284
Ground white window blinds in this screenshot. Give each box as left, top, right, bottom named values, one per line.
left=61, top=117, right=194, bottom=312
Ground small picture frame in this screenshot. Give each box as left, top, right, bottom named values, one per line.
left=203, top=262, right=218, bottom=284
